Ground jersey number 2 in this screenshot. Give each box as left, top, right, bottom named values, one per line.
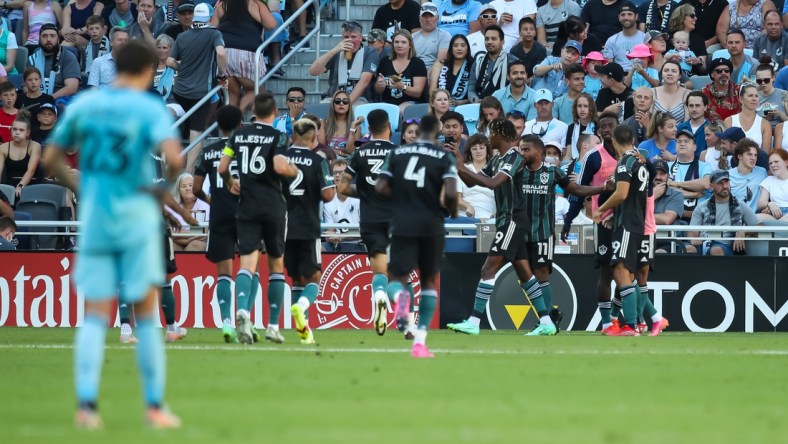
left=404, top=157, right=425, bottom=188
left=289, top=170, right=305, bottom=196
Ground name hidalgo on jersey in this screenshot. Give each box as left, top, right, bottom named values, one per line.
left=395, top=145, right=446, bottom=158
left=234, top=135, right=276, bottom=145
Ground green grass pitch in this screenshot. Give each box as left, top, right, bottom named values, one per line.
left=1, top=328, right=787, bottom=443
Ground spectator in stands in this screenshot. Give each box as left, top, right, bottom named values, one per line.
left=724, top=29, right=757, bottom=84
left=302, top=113, right=335, bottom=160
left=755, top=60, right=788, bottom=130
left=715, top=0, right=774, bottom=49
left=676, top=91, right=710, bottom=155
left=441, top=110, right=467, bottom=154
left=594, top=61, right=633, bottom=118
left=28, top=24, right=80, bottom=102
left=687, top=169, right=762, bottom=255
left=0, top=214, right=15, bottom=249
left=638, top=0, right=676, bottom=34
left=15, top=67, right=54, bottom=129
left=212, top=0, right=277, bottom=112
left=725, top=83, right=772, bottom=154
left=274, top=86, right=306, bottom=137
left=652, top=60, right=688, bottom=122
left=704, top=57, right=741, bottom=121
left=476, top=95, right=503, bottom=135
left=466, top=4, right=496, bottom=58
left=532, top=39, right=581, bottom=97
left=154, top=34, right=177, bottom=108
left=0, top=111, right=40, bottom=195
left=522, top=88, right=568, bottom=143
left=680, top=0, right=726, bottom=50
left=87, top=26, right=128, bottom=87
left=374, top=29, right=428, bottom=113
left=640, top=110, right=677, bottom=160
left=582, top=51, right=606, bottom=99
left=603, top=3, right=645, bottom=71
left=102, top=0, right=137, bottom=29
left=60, top=0, right=104, bottom=51
left=622, top=86, right=653, bottom=146
left=165, top=1, right=194, bottom=40
left=491, top=60, right=536, bottom=119
left=0, top=81, right=17, bottom=142
left=699, top=120, right=726, bottom=170
left=553, top=63, right=586, bottom=123
left=83, top=15, right=108, bottom=75
left=510, top=17, right=547, bottom=83
left=128, top=0, right=167, bottom=47
left=552, top=15, right=602, bottom=57
left=506, top=110, right=526, bottom=138
left=624, top=44, right=659, bottom=90
left=0, top=19, right=17, bottom=76
left=309, top=20, right=378, bottom=105
left=367, top=28, right=389, bottom=59
left=488, top=0, right=537, bottom=52
left=167, top=2, right=227, bottom=173
left=667, top=128, right=712, bottom=220
left=457, top=133, right=494, bottom=220
left=564, top=92, right=597, bottom=159
left=581, top=0, right=624, bottom=43
left=429, top=34, right=472, bottom=106
left=436, top=0, right=481, bottom=37
left=322, top=90, right=356, bottom=158
left=666, top=4, right=707, bottom=74
left=413, top=2, right=450, bottom=72
left=468, top=25, right=516, bottom=102
left=728, top=137, right=767, bottom=210
left=752, top=10, right=788, bottom=68
left=31, top=102, right=55, bottom=144
left=652, top=159, right=685, bottom=235
left=757, top=148, right=788, bottom=221
left=323, top=159, right=363, bottom=252
left=429, top=88, right=451, bottom=122
left=401, top=118, right=420, bottom=143
left=22, top=0, right=61, bottom=52
left=536, top=0, right=581, bottom=52
left=168, top=172, right=209, bottom=252
left=645, top=30, right=669, bottom=72
left=372, top=0, right=421, bottom=42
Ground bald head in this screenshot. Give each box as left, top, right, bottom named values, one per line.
left=633, top=87, right=654, bottom=112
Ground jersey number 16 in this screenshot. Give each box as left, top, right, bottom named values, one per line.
left=239, top=145, right=267, bottom=174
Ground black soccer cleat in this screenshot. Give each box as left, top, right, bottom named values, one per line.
left=549, top=307, right=564, bottom=334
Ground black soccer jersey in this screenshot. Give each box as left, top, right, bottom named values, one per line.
left=379, top=142, right=458, bottom=237
left=346, top=139, right=396, bottom=223
left=613, top=152, right=648, bottom=233
left=225, top=122, right=289, bottom=221
left=194, top=138, right=239, bottom=218
left=285, top=146, right=334, bottom=239
left=514, top=163, right=570, bottom=242
left=480, top=147, right=523, bottom=229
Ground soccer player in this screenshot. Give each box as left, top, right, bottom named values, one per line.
left=338, top=109, right=398, bottom=336
left=593, top=124, right=649, bottom=336
left=562, top=111, right=621, bottom=335
left=285, top=118, right=336, bottom=345
left=518, top=134, right=607, bottom=335
left=445, top=119, right=536, bottom=336
left=375, top=115, right=458, bottom=358
left=44, top=41, right=183, bottom=429
left=192, top=104, right=245, bottom=343
left=219, top=92, right=299, bottom=345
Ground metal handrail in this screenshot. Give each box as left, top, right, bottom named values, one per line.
left=171, top=85, right=227, bottom=130
left=253, top=0, right=321, bottom=95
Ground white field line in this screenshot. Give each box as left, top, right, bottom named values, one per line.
left=2, top=343, right=788, bottom=356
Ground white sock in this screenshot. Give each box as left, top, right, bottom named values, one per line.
left=468, top=316, right=481, bottom=327
left=269, top=324, right=279, bottom=330
left=297, top=296, right=310, bottom=311
left=120, top=323, right=132, bottom=336
left=602, top=322, right=612, bottom=330
left=414, top=329, right=427, bottom=346
left=407, top=312, right=415, bottom=327
left=540, top=315, right=554, bottom=326
left=223, top=318, right=233, bottom=327
left=167, top=324, right=177, bottom=333
left=651, top=314, right=662, bottom=323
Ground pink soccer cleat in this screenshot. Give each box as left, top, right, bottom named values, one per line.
left=411, top=343, right=434, bottom=358
left=394, top=290, right=411, bottom=333
left=649, top=317, right=670, bottom=336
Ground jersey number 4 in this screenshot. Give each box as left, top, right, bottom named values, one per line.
left=239, top=145, right=266, bottom=174
left=404, top=157, right=426, bottom=188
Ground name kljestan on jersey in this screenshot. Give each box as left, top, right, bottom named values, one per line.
left=233, top=135, right=275, bottom=144
left=395, top=145, right=446, bottom=158
left=522, top=184, right=550, bottom=195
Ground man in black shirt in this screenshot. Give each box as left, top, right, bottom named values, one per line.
left=372, top=0, right=422, bottom=42
left=581, top=0, right=624, bottom=43
left=375, top=116, right=458, bottom=358
left=339, top=109, right=398, bottom=336
left=219, top=92, right=300, bottom=345
left=595, top=62, right=634, bottom=120
left=193, top=105, right=244, bottom=344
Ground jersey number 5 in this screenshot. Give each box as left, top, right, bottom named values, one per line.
left=404, top=157, right=425, bottom=188
left=240, top=145, right=266, bottom=174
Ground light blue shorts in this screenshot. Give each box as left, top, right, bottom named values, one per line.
left=74, top=237, right=165, bottom=303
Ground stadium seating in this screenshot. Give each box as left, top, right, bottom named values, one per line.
left=20, top=184, right=70, bottom=221
left=305, top=103, right=330, bottom=121
left=14, top=46, right=27, bottom=75
left=14, top=199, right=60, bottom=249
left=689, top=75, right=711, bottom=90
left=391, top=131, right=401, bottom=145
left=12, top=210, right=32, bottom=250
left=0, top=183, right=14, bottom=206
left=401, top=102, right=430, bottom=125
left=454, top=104, right=480, bottom=136
left=444, top=216, right=479, bottom=252
left=355, top=102, right=400, bottom=133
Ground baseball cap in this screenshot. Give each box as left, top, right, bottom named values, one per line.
left=420, top=2, right=438, bottom=16
left=545, top=139, right=564, bottom=151
left=653, top=159, right=669, bottom=172
left=39, top=23, right=58, bottom=35
left=715, top=127, right=746, bottom=142
left=594, top=62, right=625, bottom=83
left=644, top=30, right=669, bottom=44
left=534, top=88, right=553, bottom=103
left=39, top=103, right=57, bottom=115
left=709, top=57, right=734, bottom=72
left=563, top=40, right=582, bottom=54
left=193, top=2, right=213, bottom=22
left=367, top=29, right=386, bottom=43
left=177, top=1, right=195, bottom=13
left=480, top=4, right=497, bottom=14
left=676, top=129, right=695, bottom=140
left=710, top=169, right=730, bottom=183
left=619, top=2, right=638, bottom=13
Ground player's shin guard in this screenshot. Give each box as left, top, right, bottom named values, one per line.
left=611, top=295, right=622, bottom=319
left=268, top=274, right=286, bottom=327
left=217, top=275, right=233, bottom=322
left=234, top=270, right=253, bottom=314
left=522, top=277, right=547, bottom=316
left=620, top=285, right=638, bottom=329
left=248, top=273, right=260, bottom=312
left=386, top=280, right=405, bottom=302
left=407, top=282, right=415, bottom=313
left=599, top=301, right=612, bottom=324
left=539, top=281, right=553, bottom=311
left=472, top=279, right=496, bottom=318
left=415, top=290, right=437, bottom=346
left=160, top=283, right=175, bottom=326
left=134, top=315, right=166, bottom=408
left=639, top=285, right=658, bottom=318
left=372, top=273, right=387, bottom=295
left=75, top=314, right=107, bottom=407
left=301, top=283, right=319, bottom=305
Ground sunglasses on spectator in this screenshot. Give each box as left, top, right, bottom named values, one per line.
left=404, top=118, right=421, bottom=124
left=756, top=78, right=772, bottom=85
left=480, top=13, right=497, bottom=19
left=688, top=13, right=696, bottom=18
left=288, top=96, right=305, bottom=102
left=334, top=98, right=350, bottom=105
left=714, top=68, right=730, bottom=74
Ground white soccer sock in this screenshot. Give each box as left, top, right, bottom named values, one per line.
left=602, top=322, right=612, bottom=330
left=297, top=296, right=310, bottom=311
left=540, top=315, right=554, bottom=326
left=414, top=329, right=427, bottom=346
left=468, top=316, right=481, bottom=327
left=120, top=323, right=132, bottom=336
left=223, top=318, right=233, bottom=326
left=651, top=314, right=662, bottom=323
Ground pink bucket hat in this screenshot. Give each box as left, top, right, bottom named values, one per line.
left=626, top=44, right=654, bottom=60
left=582, top=51, right=607, bottom=72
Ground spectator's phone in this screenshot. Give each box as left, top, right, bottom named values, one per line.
left=445, top=136, right=454, bottom=145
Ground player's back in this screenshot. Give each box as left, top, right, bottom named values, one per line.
left=285, top=146, right=333, bottom=239
left=614, top=153, right=648, bottom=233
left=50, top=88, right=176, bottom=252
left=347, top=140, right=396, bottom=223
left=381, top=142, right=457, bottom=237
left=196, top=138, right=239, bottom=219
left=484, top=147, right=523, bottom=228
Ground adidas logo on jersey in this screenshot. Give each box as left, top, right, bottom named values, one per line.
left=538, top=258, right=545, bottom=263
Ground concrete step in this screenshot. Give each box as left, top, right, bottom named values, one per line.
left=264, top=77, right=326, bottom=93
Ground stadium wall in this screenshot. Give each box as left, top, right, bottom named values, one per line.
left=1, top=253, right=787, bottom=332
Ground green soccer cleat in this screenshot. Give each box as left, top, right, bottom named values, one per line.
left=525, top=324, right=557, bottom=336
left=251, top=327, right=260, bottom=343
left=447, top=319, right=480, bottom=335
left=222, top=324, right=238, bottom=343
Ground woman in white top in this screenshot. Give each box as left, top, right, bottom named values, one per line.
left=699, top=120, right=729, bottom=171
left=757, top=148, right=788, bottom=221
left=168, top=173, right=210, bottom=251
left=458, top=134, right=495, bottom=220
left=725, top=83, right=772, bottom=154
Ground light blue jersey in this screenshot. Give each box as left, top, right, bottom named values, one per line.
left=436, top=0, right=480, bottom=37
